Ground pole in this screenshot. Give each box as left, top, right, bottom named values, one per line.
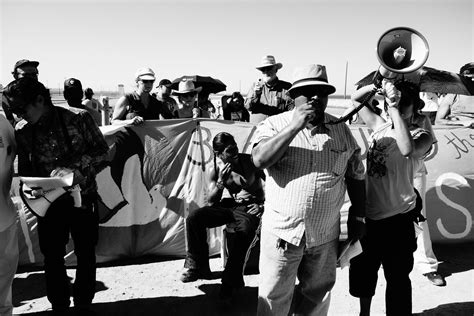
left=344, top=61, right=348, bottom=99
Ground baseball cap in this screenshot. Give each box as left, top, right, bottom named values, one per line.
left=64, top=78, right=83, bottom=91
left=13, top=59, right=40, bottom=73
left=159, top=79, right=172, bottom=87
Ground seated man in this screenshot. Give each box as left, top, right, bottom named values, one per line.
left=180, top=132, right=264, bottom=300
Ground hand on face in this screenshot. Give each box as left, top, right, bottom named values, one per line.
left=291, top=94, right=328, bottom=131
left=218, top=162, right=232, bottom=183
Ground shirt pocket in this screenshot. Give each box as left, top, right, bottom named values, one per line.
left=329, top=147, right=351, bottom=176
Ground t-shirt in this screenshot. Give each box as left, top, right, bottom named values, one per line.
left=0, top=115, right=16, bottom=231
left=366, top=122, right=426, bottom=220
left=82, top=98, right=102, bottom=126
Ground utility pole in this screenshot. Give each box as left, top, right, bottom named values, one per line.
left=344, top=61, right=348, bottom=99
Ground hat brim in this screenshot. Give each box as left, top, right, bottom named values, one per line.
left=289, top=80, right=336, bottom=98
left=171, top=86, right=203, bottom=96
left=256, top=63, right=283, bottom=70
left=138, top=75, right=156, bottom=81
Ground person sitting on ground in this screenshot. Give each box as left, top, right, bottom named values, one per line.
left=154, top=79, right=178, bottom=115
left=82, top=87, right=103, bottom=126
left=171, top=80, right=203, bottom=118
left=180, top=132, right=265, bottom=301
left=112, top=67, right=173, bottom=125
left=222, top=92, right=249, bottom=122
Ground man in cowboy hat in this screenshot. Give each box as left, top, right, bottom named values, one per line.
left=252, top=64, right=366, bottom=315
left=245, top=55, right=294, bottom=124
left=171, top=79, right=203, bottom=118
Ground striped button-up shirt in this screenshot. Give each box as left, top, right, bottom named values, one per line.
left=253, top=110, right=365, bottom=248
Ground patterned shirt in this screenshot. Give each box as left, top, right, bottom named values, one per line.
left=253, top=110, right=365, bottom=248
left=245, top=77, right=294, bottom=124
left=15, top=106, right=109, bottom=196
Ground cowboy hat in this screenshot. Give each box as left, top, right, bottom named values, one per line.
left=256, top=55, right=283, bottom=70
left=171, top=79, right=203, bottom=95
left=288, top=64, right=336, bottom=98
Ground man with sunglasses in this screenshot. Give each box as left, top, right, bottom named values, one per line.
left=3, top=78, right=109, bottom=314
left=245, top=55, right=294, bottom=124
left=252, top=64, right=366, bottom=316
left=112, top=67, right=173, bottom=125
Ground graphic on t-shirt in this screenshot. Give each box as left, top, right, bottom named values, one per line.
left=367, top=139, right=388, bottom=178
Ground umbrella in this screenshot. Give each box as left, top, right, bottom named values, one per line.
left=355, top=66, right=474, bottom=95
left=171, top=75, right=227, bottom=94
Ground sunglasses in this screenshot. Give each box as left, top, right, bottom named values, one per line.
left=141, top=80, right=155, bottom=84
left=181, top=93, right=196, bottom=99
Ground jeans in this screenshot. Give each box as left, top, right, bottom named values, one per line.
left=184, top=203, right=260, bottom=287
left=37, top=194, right=99, bottom=309
left=257, top=229, right=338, bottom=316
left=349, top=212, right=417, bottom=316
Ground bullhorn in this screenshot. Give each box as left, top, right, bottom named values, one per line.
left=330, top=27, right=429, bottom=124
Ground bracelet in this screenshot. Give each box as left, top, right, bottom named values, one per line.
left=216, top=181, right=225, bottom=190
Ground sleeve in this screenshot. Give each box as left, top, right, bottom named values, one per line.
left=344, top=126, right=365, bottom=181
left=244, top=83, right=260, bottom=111
left=252, top=119, right=278, bottom=147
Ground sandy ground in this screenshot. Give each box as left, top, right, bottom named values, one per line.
left=12, top=242, right=474, bottom=316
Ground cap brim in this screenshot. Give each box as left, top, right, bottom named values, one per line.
left=139, top=75, right=156, bottom=80
left=289, top=81, right=336, bottom=97
left=256, top=63, right=283, bottom=70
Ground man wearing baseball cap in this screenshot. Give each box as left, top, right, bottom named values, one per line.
left=245, top=55, right=294, bottom=124
left=154, top=79, right=177, bottom=114
left=252, top=64, right=366, bottom=315
left=112, top=67, right=173, bottom=125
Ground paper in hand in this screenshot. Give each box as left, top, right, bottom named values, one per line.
left=337, top=239, right=363, bottom=269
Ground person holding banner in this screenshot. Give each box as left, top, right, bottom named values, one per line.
left=112, top=67, right=173, bottom=125
left=3, top=78, right=108, bottom=314
left=251, top=64, right=366, bottom=316
left=0, top=113, right=17, bottom=316
left=349, top=80, right=433, bottom=316
left=181, top=132, right=265, bottom=301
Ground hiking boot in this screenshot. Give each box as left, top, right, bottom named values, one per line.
left=424, top=272, right=446, bottom=286
left=180, top=268, right=211, bottom=283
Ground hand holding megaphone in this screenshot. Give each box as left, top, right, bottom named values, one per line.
left=254, top=79, right=263, bottom=94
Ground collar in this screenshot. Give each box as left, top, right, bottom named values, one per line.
left=265, top=77, right=279, bottom=89
left=305, top=113, right=331, bottom=135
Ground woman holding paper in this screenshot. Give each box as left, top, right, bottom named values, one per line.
left=348, top=80, right=433, bottom=316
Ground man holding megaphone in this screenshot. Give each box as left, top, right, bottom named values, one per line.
left=3, top=78, right=109, bottom=314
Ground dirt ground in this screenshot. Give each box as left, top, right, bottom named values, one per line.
left=12, top=242, right=474, bottom=316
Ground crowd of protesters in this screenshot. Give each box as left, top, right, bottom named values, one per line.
left=1, top=56, right=472, bottom=316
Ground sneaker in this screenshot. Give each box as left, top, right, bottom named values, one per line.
left=180, top=268, right=211, bottom=283
left=424, top=272, right=446, bottom=286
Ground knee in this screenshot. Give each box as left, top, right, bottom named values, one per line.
left=186, top=207, right=207, bottom=225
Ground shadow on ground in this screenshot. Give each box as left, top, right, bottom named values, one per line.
left=413, top=301, right=474, bottom=316
left=19, top=284, right=258, bottom=316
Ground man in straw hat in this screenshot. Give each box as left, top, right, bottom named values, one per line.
left=251, top=64, right=366, bottom=315
left=171, top=79, right=203, bottom=118
left=245, top=55, right=294, bottom=124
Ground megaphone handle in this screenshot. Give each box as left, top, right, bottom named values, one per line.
left=328, top=86, right=378, bottom=125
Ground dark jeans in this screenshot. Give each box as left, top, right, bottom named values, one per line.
left=37, top=194, right=99, bottom=309
left=184, top=203, right=260, bottom=287
left=349, top=212, right=417, bottom=316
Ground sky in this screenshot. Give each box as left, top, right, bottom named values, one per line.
left=1, top=0, right=473, bottom=96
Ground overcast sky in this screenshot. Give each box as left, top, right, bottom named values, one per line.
left=1, top=0, right=472, bottom=95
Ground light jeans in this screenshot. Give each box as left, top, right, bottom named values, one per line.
left=257, top=229, right=337, bottom=316
left=0, top=222, right=18, bottom=316
left=413, top=172, right=439, bottom=274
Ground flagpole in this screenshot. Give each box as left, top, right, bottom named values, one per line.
left=344, top=61, right=348, bottom=99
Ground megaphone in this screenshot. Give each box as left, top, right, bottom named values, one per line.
left=330, top=27, right=429, bottom=124
left=375, top=26, right=429, bottom=82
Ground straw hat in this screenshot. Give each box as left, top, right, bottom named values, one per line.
left=171, top=79, right=202, bottom=95
left=256, top=55, right=282, bottom=70
left=135, top=67, right=156, bottom=81
left=288, top=64, right=336, bottom=97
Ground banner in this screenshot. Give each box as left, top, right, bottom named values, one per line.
left=14, top=120, right=474, bottom=266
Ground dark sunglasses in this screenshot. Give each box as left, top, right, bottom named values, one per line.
left=141, top=80, right=155, bottom=84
